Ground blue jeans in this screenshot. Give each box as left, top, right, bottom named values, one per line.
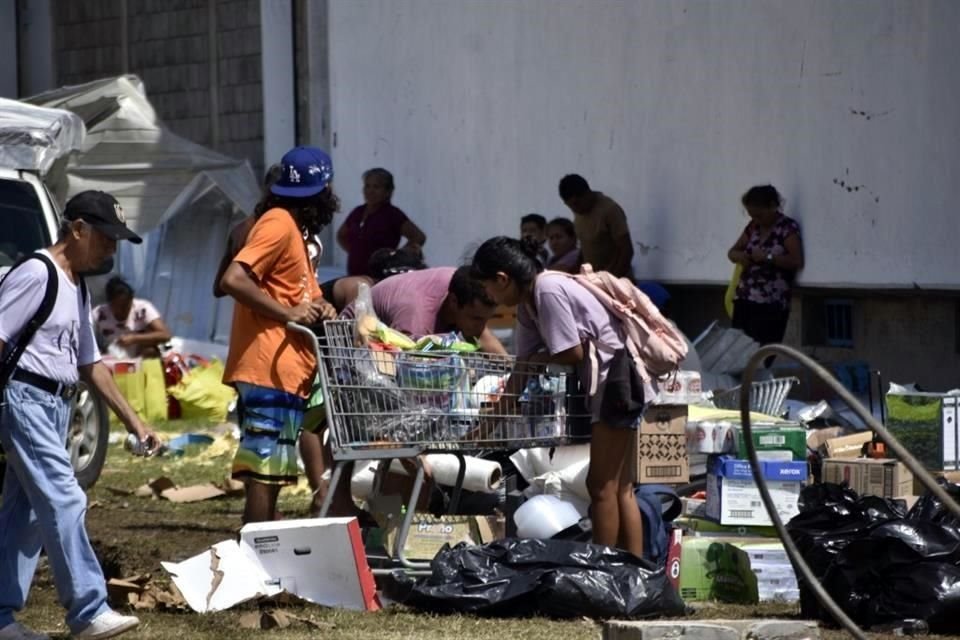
left=0, top=381, right=108, bottom=633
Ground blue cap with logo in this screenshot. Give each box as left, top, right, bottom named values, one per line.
left=270, top=146, right=334, bottom=197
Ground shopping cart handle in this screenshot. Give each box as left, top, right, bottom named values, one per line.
left=286, top=321, right=321, bottom=357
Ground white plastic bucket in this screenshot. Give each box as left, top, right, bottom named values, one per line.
left=514, top=494, right=583, bottom=539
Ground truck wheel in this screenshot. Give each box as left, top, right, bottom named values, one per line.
left=69, top=383, right=110, bottom=490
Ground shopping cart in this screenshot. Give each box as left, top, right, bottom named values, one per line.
left=289, top=319, right=590, bottom=572
left=712, top=376, right=799, bottom=417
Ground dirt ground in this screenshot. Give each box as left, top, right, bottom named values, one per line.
left=10, top=421, right=950, bottom=639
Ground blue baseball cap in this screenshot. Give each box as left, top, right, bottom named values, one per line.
left=270, top=146, right=334, bottom=197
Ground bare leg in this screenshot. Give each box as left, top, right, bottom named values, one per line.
left=242, top=480, right=282, bottom=524
left=299, top=429, right=328, bottom=516
left=616, top=465, right=644, bottom=557
left=587, top=422, right=643, bottom=556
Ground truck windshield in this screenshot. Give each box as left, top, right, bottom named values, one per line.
left=0, top=177, right=50, bottom=267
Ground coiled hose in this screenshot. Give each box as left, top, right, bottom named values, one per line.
left=738, top=344, right=960, bottom=640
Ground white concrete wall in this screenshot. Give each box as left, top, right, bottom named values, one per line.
left=327, top=0, right=960, bottom=289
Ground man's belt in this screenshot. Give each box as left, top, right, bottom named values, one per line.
left=12, top=368, right=79, bottom=400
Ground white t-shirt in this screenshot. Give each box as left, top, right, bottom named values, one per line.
left=0, top=250, right=100, bottom=384
left=93, top=298, right=161, bottom=358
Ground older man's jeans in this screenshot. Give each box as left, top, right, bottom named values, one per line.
left=0, top=380, right=108, bottom=633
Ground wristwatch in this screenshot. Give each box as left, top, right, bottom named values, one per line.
left=765, top=252, right=774, bottom=264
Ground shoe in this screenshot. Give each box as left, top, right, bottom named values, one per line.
left=73, top=610, right=139, bottom=640
left=0, top=622, right=50, bottom=640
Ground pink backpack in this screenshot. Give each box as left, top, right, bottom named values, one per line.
left=561, top=264, right=688, bottom=382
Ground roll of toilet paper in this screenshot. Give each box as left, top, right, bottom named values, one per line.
left=425, top=454, right=502, bottom=493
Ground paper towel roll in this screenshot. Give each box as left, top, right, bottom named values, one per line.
left=425, top=454, right=502, bottom=493
left=350, top=455, right=502, bottom=499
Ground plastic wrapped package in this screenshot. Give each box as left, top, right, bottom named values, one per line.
left=0, top=98, right=85, bottom=174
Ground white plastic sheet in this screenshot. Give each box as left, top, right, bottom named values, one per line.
left=0, top=98, right=85, bottom=174
left=25, top=76, right=260, bottom=342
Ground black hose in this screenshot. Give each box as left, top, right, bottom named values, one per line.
left=738, top=344, right=960, bottom=639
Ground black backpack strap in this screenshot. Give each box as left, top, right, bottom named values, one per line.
left=0, top=253, right=59, bottom=388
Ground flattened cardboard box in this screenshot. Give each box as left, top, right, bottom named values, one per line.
left=384, top=515, right=480, bottom=560
left=630, top=405, right=689, bottom=484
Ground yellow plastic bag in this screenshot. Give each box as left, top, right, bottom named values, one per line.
left=110, top=358, right=168, bottom=426
left=724, top=263, right=743, bottom=319
left=168, top=360, right=236, bottom=424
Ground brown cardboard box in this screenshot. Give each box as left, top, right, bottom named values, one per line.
left=630, top=406, right=689, bottom=484
left=640, top=405, right=687, bottom=435
left=806, top=427, right=847, bottom=452
left=860, top=459, right=913, bottom=498
left=822, top=458, right=864, bottom=489
left=475, top=515, right=506, bottom=544
left=824, top=432, right=873, bottom=458
left=383, top=514, right=480, bottom=560
left=822, top=458, right=913, bottom=498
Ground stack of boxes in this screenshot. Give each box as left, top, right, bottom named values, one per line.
left=677, top=414, right=808, bottom=603
left=686, top=418, right=808, bottom=528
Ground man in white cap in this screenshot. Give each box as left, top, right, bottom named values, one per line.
left=0, top=190, right=161, bottom=640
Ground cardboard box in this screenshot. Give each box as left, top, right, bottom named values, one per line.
left=674, top=515, right=777, bottom=538
left=384, top=514, right=480, bottom=560
left=705, top=456, right=805, bottom=526
left=677, top=536, right=759, bottom=603
left=641, top=405, right=688, bottom=435
left=242, top=519, right=379, bottom=611
left=687, top=420, right=805, bottom=460
left=886, top=393, right=959, bottom=471
left=822, top=458, right=913, bottom=498
left=630, top=405, right=689, bottom=484
left=806, top=426, right=847, bottom=452
left=823, top=432, right=873, bottom=458
left=734, top=425, right=807, bottom=461
left=475, top=514, right=506, bottom=544
left=161, top=518, right=379, bottom=613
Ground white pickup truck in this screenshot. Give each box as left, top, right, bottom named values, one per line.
left=0, top=116, right=110, bottom=490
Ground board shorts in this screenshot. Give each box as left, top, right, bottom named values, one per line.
left=231, top=382, right=306, bottom=486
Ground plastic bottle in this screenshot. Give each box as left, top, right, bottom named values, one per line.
left=124, top=433, right=160, bottom=457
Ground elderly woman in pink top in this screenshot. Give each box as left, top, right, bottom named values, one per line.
left=336, top=168, right=427, bottom=277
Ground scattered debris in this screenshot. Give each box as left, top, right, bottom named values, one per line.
left=105, top=574, right=188, bottom=612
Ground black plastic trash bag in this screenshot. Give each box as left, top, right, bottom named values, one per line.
left=909, top=479, right=960, bottom=527
left=819, top=522, right=960, bottom=632
left=789, top=482, right=905, bottom=605
left=386, top=538, right=685, bottom=619
left=787, top=480, right=960, bottom=633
